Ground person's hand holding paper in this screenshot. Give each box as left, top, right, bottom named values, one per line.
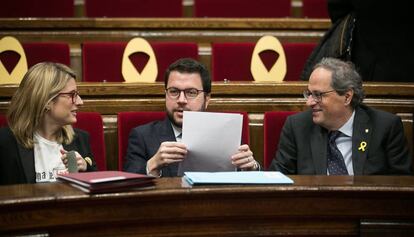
left=231, top=144, right=257, bottom=170
left=147, top=141, right=187, bottom=177
left=178, top=111, right=259, bottom=176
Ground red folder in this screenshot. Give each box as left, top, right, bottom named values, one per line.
left=57, top=171, right=155, bottom=194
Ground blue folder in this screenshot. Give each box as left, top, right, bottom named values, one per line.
left=183, top=171, right=294, bottom=186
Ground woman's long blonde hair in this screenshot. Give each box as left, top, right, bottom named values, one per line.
left=7, top=62, right=77, bottom=149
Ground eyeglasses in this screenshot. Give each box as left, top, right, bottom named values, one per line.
left=55, top=90, right=80, bottom=104
left=303, top=89, right=336, bottom=103
left=165, top=87, right=204, bottom=99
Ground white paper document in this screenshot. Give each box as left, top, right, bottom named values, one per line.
left=177, top=111, right=243, bottom=176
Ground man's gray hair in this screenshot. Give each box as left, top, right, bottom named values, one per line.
left=314, top=57, right=364, bottom=107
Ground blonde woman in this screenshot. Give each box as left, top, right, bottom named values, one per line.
left=0, top=62, right=97, bottom=185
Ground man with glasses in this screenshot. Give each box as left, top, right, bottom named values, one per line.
left=124, top=58, right=259, bottom=177
left=269, top=57, right=412, bottom=175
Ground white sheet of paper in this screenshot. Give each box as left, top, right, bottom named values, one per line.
left=177, top=111, right=243, bottom=176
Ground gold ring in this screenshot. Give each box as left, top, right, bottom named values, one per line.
left=84, top=157, right=93, bottom=166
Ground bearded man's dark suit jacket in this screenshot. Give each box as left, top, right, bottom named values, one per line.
left=269, top=105, right=412, bottom=175
left=0, top=127, right=97, bottom=185
left=123, top=118, right=179, bottom=177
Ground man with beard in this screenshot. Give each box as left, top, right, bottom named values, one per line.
left=123, top=58, right=259, bottom=177
left=269, top=57, right=412, bottom=175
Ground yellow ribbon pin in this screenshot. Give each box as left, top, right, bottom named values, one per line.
left=358, top=141, right=367, bottom=152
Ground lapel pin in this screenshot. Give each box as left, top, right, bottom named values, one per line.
left=358, top=141, right=367, bottom=152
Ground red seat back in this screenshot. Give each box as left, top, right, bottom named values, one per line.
left=82, top=42, right=198, bottom=82
left=194, top=0, right=291, bottom=18
left=85, top=0, right=182, bottom=17
left=212, top=42, right=316, bottom=81
left=0, top=0, right=74, bottom=17
left=302, top=0, right=329, bottom=18
left=0, top=42, right=70, bottom=76
left=263, top=111, right=297, bottom=169
left=73, top=112, right=107, bottom=171
left=0, top=114, right=7, bottom=127
left=23, top=42, right=71, bottom=67
left=283, top=42, right=317, bottom=81
left=212, top=42, right=254, bottom=81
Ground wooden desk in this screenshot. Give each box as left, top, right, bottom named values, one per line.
left=1, top=176, right=414, bottom=236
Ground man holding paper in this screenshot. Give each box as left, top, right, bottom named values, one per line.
left=123, top=58, right=259, bottom=177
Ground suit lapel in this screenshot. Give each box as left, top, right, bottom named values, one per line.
left=158, top=118, right=179, bottom=174
left=352, top=107, right=371, bottom=175
left=158, top=117, right=176, bottom=143
left=17, top=144, right=35, bottom=183
left=310, top=125, right=328, bottom=174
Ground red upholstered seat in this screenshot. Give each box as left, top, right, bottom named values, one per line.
left=302, top=0, right=329, bottom=18
left=283, top=42, right=317, bottom=81
left=82, top=42, right=198, bottom=82
left=212, top=43, right=254, bottom=81
left=117, top=111, right=250, bottom=171
left=0, top=42, right=70, bottom=75
left=23, top=43, right=71, bottom=67
left=0, top=0, right=74, bottom=17
left=211, top=42, right=316, bottom=81
left=263, top=111, right=297, bottom=170
left=194, top=0, right=291, bottom=18
left=85, top=0, right=182, bottom=17
left=0, top=114, right=7, bottom=127
left=73, top=112, right=107, bottom=171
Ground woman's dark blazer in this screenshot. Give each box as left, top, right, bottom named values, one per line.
left=0, top=127, right=97, bottom=185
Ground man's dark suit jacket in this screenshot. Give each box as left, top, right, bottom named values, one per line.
left=269, top=105, right=412, bottom=175
left=0, top=127, right=97, bottom=185
left=123, top=118, right=179, bottom=177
